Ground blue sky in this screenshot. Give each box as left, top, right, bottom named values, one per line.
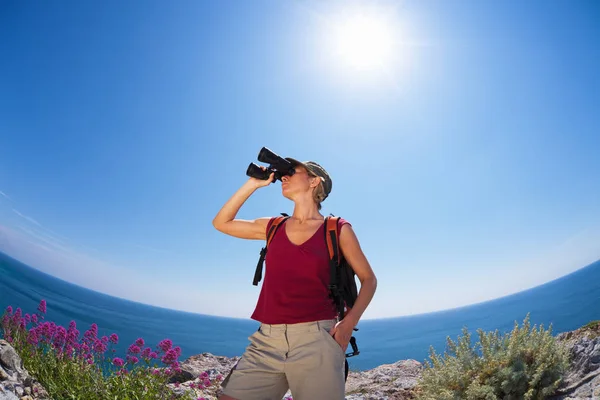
left=1, top=0, right=599, bottom=319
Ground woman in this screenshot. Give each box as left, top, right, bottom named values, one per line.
left=212, top=157, right=377, bottom=400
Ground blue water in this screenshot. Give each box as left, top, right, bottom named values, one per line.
left=1, top=250, right=600, bottom=371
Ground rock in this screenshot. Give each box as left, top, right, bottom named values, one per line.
left=0, top=340, right=51, bottom=400
left=169, top=322, right=600, bottom=400
left=548, top=322, right=600, bottom=400
left=345, top=359, right=422, bottom=400
left=166, top=352, right=422, bottom=400
left=168, top=352, right=241, bottom=384
left=0, top=391, right=19, bottom=400
left=0, top=341, right=24, bottom=375
left=166, top=352, right=240, bottom=399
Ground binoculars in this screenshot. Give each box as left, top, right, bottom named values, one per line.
left=246, top=147, right=296, bottom=182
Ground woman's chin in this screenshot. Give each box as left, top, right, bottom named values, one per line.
left=281, top=187, right=294, bottom=200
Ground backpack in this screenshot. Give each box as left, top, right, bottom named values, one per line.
left=252, top=213, right=360, bottom=381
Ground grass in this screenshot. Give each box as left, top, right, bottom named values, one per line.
left=581, top=320, right=600, bottom=331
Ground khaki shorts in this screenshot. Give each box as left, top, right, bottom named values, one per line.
left=221, top=319, right=346, bottom=400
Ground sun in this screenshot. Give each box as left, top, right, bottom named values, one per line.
left=325, top=9, right=397, bottom=74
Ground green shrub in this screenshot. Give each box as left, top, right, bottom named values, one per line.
left=581, top=320, right=600, bottom=331
left=414, top=314, right=571, bottom=400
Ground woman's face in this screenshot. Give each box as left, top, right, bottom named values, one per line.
left=281, top=166, right=315, bottom=199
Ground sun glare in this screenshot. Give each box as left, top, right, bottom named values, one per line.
left=326, top=9, right=397, bottom=74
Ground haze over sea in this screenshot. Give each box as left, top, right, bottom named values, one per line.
left=2, top=250, right=599, bottom=371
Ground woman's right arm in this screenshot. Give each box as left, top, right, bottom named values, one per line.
left=212, top=173, right=274, bottom=240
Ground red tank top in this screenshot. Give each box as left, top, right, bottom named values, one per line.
left=251, top=217, right=350, bottom=324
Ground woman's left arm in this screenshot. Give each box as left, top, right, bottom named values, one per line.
left=339, top=223, right=378, bottom=327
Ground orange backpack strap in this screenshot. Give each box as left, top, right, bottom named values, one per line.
left=266, top=216, right=287, bottom=248
left=253, top=214, right=289, bottom=286
left=325, top=216, right=341, bottom=266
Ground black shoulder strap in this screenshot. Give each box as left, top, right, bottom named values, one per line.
left=325, top=215, right=361, bottom=364
left=253, top=214, right=289, bottom=286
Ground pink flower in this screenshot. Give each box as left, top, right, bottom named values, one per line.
left=84, top=324, right=98, bottom=343
left=141, top=347, right=152, bottom=358
left=173, top=346, right=181, bottom=357
left=67, top=326, right=80, bottom=345
left=81, top=343, right=90, bottom=354
left=113, top=357, right=124, bottom=367
left=53, top=326, right=67, bottom=348
left=93, top=339, right=107, bottom=353
left=127, top=355, right=139, bottom=364
left=13, top=308, right=22, bottom=324
left=158, top=338, right=172, bottom=352
left=128, top=344, right=141, bottom=354
left=27, top=329, right=39, bottom=345
left=161, top=348, right=178, bottom=365
left=37, top=300, right=46, bottom=314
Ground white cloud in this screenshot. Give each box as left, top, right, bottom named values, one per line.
left=12, top=208, right=42, bottom=227
left=16, top=225, right=71, bottom=253
left=9, top=206, right=84, bottom=253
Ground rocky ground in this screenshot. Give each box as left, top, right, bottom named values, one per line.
left=167, top=321, right=600, bottom=400
left=0, top=340, right=50, bottom=400
left=547, top=321, right=600, bottom=400
left=2, top=322, right=599, bottom=400
left=165, top=354, right=423, bottom=400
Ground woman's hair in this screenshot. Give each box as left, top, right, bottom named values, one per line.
left=310, top=174, right=326, bottom=210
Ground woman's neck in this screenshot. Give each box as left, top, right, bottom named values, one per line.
left=290, top=200, right=322, bottom=224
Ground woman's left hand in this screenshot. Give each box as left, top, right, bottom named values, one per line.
left=329, top=318, right=356, bottom=353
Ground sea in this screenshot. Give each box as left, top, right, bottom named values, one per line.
left=1, top=250, right=600, bottom=372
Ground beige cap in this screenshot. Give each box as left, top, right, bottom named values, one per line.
left=285, top=158, right=332, bottom=200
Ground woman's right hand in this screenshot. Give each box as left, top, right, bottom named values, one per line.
left=248, top=170, right=275, bottom=188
